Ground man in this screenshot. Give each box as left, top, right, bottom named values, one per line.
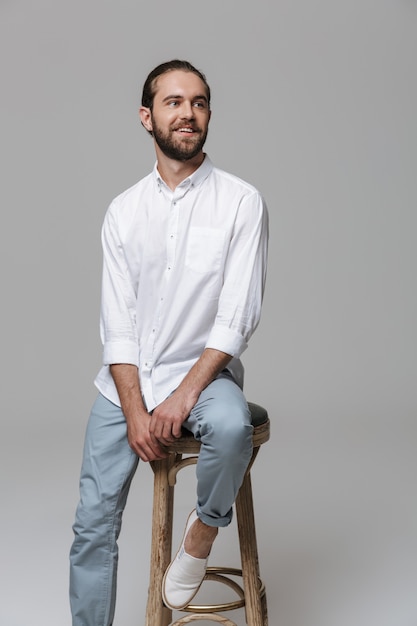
left=69, top=59, right=269, bottom=625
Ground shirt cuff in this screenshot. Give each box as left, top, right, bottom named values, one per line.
left=103, top=341, right=139, bottom=366
left=205, top=325, right=248, bottom=358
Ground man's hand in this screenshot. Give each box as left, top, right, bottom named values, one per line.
left=149, top=391, right=194, bottom=445
left=125, top=409, right=169, bottom=462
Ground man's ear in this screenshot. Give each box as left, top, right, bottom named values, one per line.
left=139, top=106, right=153, bottom=133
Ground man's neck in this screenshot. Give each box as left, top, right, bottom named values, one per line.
left=155, top=150, right=205, bottom=191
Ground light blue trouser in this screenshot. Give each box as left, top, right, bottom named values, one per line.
left=69, top=374, right=253, bottom=626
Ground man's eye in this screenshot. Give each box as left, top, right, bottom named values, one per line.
left=168, top=101, right=178, bottom=107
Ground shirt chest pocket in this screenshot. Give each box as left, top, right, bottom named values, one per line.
left=185, top=227, right=226, bottom=274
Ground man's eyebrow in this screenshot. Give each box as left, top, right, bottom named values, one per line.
left=161, top=94, right=208, bottom=103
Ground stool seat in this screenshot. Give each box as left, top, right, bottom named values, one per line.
left=146, top=402, right=270, bottom=626
left=247, top=402, right=269, bottom=427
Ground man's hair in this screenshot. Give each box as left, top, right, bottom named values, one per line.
left=141, top=59, right=211, bottom=110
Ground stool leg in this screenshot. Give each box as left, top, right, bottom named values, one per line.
left=145, top=455, right=176, bottom=626
left=235, top=470, right=268, bottom=626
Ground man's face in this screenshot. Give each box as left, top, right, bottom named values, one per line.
left=142, top=70, right=211, bottom=162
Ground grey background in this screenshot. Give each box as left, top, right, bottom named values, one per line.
left=1, top=1, right=416, bottom=625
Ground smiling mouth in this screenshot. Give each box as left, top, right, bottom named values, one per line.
left=175, top=126, right=197, bottom=133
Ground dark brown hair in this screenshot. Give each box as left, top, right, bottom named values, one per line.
left=141, top=59, right=211, bottom=110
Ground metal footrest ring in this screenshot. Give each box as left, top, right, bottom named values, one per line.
left=167, top=566, right=265, bottom=623
left=171, top=613, right=238, bottom=625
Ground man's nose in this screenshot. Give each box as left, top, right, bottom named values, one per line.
left=180, top=101, right=194, bottom=118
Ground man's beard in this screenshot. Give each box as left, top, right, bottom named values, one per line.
left=151, top=116, right=208, bottom=162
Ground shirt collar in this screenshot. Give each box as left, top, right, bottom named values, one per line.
left=153, top=154, right=213, bottom=192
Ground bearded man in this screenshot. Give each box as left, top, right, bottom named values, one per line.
left=69, top=59, right=269, bottom=626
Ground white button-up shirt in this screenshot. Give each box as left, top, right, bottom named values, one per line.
left=94, top=155, right=269, bottom=411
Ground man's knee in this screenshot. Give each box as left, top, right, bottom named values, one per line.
left=203, top=406, right=252, bottom=455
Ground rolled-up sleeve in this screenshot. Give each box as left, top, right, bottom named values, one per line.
left=100, top=201, right=139, bottom=366
left=205, top=191, right=269, bottom=357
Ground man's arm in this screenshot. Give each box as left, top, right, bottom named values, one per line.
left=110, top=363, right=168, bottom=462
left=100, top=202, right=139, bottom=369
left=149, top=348, right=232, bottom=445
left=205, top=190, right=268, bottom=359
left=101, top=204, right=169, bottom=462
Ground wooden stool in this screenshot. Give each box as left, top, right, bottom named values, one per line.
left=145, top=402, right=270, bottom=626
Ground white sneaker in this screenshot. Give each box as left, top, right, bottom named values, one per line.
left=162, top=509, right=208, bottom=610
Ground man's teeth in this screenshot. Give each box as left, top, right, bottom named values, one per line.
left=178, top=128, right=193, bottom=132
